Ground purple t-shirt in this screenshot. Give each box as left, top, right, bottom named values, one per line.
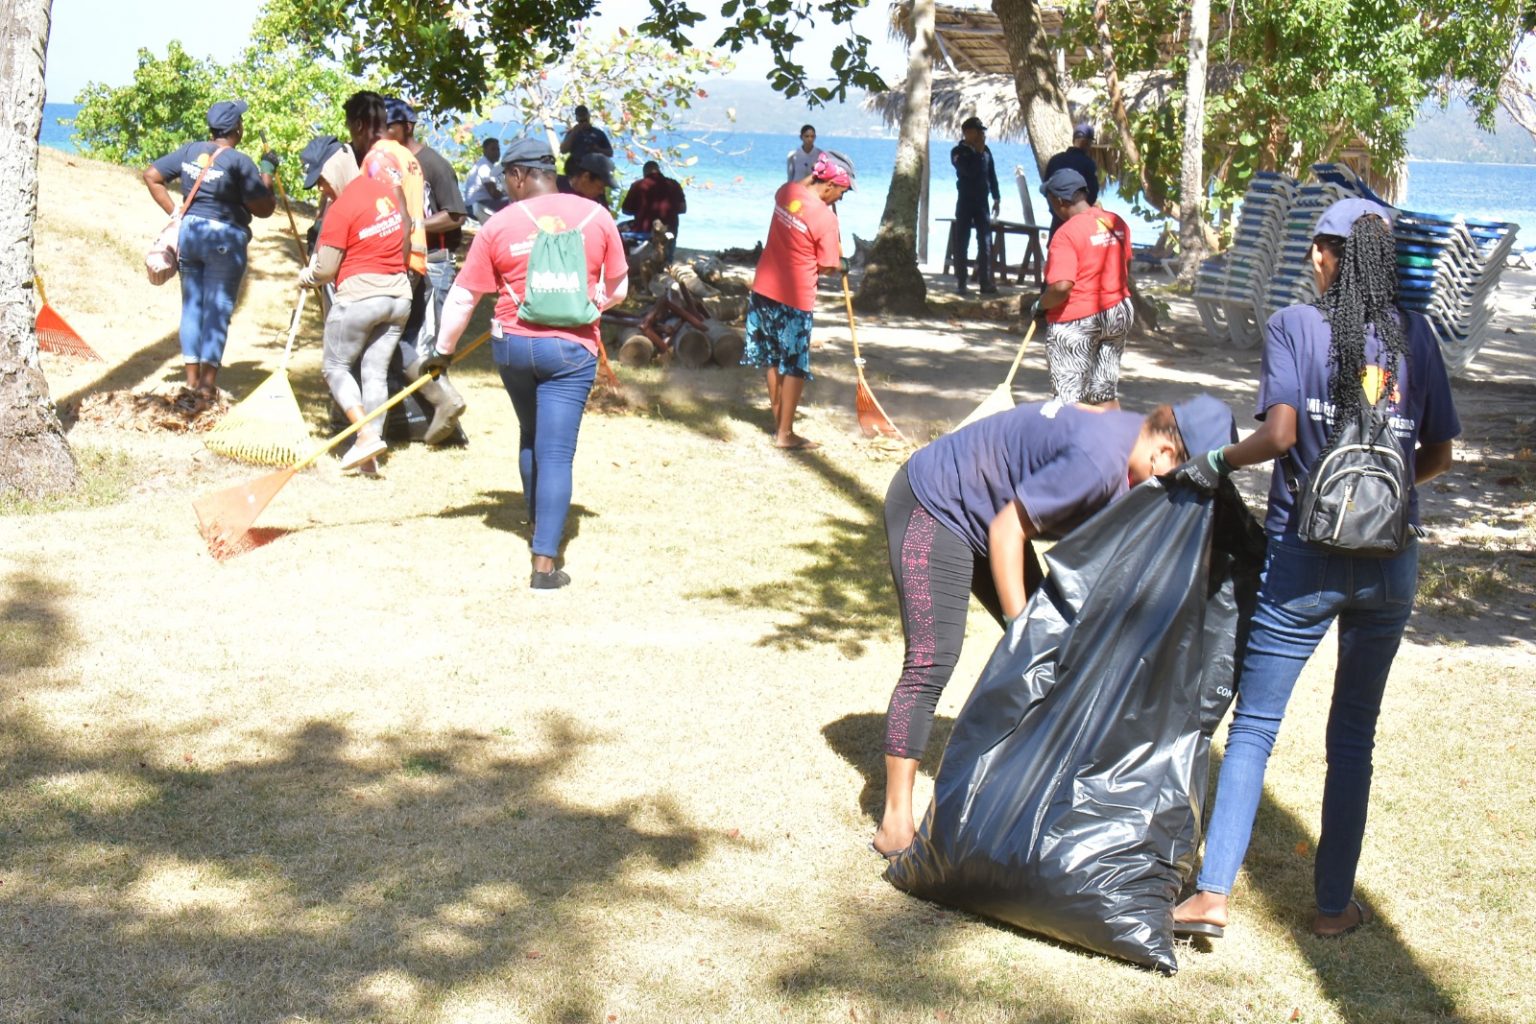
left=1257, top=303, right=1460, bottom=535
left=907, top=401, right=1144, bottom=552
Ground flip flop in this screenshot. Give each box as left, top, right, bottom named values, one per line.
left=773, top=437, right=821, bottom=451
left=1173, top=918, right=1225, bottom=940
left=1311, top=898, right=1373, bottom=938
left=869, top=840, right=910, bottom=862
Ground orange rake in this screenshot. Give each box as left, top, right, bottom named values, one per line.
left=193, top=330, right=490, bottom=560
left=839, top=270, right=906, bottom=442
left=33, top=276, right=103, bottom=361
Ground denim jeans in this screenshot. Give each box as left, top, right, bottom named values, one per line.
left=177, top=214, right=250, bottom=365
left=493, top=334, right=597, bottom=559
left=953, top=197, right=993, bottom=290
left=1197, top=533, right=1419, bottom=915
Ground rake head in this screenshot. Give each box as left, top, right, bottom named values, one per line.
left=855, top=369, right=907, bottom=442
left=203, top=370, right=310, bottom=466
left=36, top=304, right=103, bottom=361
left=193, top=466, right=297, bottom=560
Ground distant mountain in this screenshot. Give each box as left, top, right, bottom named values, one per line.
left=680, top=76, right=896, bottom=138
left=1407, top=97, right=1536, bottom=163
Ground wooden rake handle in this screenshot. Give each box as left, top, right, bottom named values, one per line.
left=1000, top=319, right=1038, bottom=391
left=838, top=270, right=864, bottom=364
left=289, top=329, right=491, bottom=474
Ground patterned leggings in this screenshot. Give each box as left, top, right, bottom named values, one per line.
left=882, top=464, right=1014, bottom=760
left=1044, top=295, right=1135, bottom=404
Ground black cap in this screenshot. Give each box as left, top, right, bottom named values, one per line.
left=384, top=97, right=417, bottom=125
left=574, top=152, right=615, bottom=187
left=206, top=99, right=248, bottom=135
left=960, top=115, right=986, bottom=132
left=299, top=134, right=343, bottom=190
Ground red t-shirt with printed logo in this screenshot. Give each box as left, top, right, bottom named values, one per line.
left=751, top=182, right=842, bottom=312
left=317, top=176, right=407, bottom=285
left=1044, top=208, right=1132, bottom=322
left=455, top=193, right=628, bottom=357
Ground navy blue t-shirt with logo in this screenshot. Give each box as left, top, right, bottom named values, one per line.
left=151, top=141, right=270, bottom=229
left=1256, top=302, right=1460, bottom=535
left=906, top=400, right=1144, bottom=552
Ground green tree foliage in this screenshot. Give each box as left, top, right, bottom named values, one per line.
left=259, top=0, right=883, bottom=113
left=469, top=27, right=735, bottom=180
left=1057, top=0, right=1530, bottom=216
left=72, top=14, right=377, bottom=180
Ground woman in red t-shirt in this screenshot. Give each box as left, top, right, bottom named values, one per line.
left=297, top=136, right=412, bottom=472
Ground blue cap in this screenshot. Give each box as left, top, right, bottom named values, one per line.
left=501, top=136, right=557, bottom=170
left=1040, top=167, right=1088, bottom=201
left=1073, top=122, right=1095, bottom=139
left=206, top=99, right=248, bottom=135
left=299, top=134, right=343, bottom=190
left=1314, top=197, right=1395, bottom=238
left=384, top=97, right=417, bottom=125
left=1172, top=394, right=1237, bottom=455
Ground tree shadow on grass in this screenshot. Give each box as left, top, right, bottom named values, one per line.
left=820, top=711, right=955, bottom=822
left=54, top=329, right=182, bottom=426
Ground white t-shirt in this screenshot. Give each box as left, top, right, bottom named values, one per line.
left=786, top=146, right=822, bottom=182
left=464, top=156, right=501, bottom=206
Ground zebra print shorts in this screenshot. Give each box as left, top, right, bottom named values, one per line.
left=1044, top=296, right=1135, bottom=404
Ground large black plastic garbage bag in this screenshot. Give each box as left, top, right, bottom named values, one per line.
left=884, top=477, right=1264, bottom=973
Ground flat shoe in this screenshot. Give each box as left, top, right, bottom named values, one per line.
left=773, top=437, right=820, bottom=451
left=341, top=435, right=387, bottom=471
left=1173, top=919, right=1225, bottom=939
left=1312, top=898, right=1372, bottom=938
left=869, top=840, right=910, bottom=862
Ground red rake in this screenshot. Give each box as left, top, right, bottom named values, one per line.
left=839, top=271, right=906, bottom=442
left=34, top=276, right=103, bottom=361
left=193, top=331, right=490, bottom=560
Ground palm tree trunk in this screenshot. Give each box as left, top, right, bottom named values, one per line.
left=854, top=0, right=935, bottom=315
left=0, top=0, right=77, bottom=500
left=1176, top=0, right=1212, bottom=286
left=991, top=0, right=1072, bottom=177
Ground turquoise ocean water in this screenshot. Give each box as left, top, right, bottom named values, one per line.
left=42, top=102, right=1530, bottom=258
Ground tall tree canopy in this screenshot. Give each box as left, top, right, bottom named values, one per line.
left=262, top=0, right=886, bottom=113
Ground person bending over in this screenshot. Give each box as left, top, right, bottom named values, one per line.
left=871, top=395, right=1236, bottom=859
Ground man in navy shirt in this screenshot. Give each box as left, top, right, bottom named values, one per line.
left=560, top=105, right=613, bottom=166
left=951, top=115, right=1001, bottom=295
left=1044, top=123, right=1101, bottom=237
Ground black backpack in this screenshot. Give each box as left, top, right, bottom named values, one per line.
left=1292, top=395, right=1412, bottom=557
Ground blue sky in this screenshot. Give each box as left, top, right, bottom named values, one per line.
left=45, top=0, right=909, bottom=102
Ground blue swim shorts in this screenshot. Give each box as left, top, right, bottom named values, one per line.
left=742, top=292, right=814, bottom=380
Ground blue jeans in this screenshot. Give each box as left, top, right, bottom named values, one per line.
left=401, top=257, right=458, bottom=365
left=953, top=197, right=993, bottom=290
left=1197, top=534, right=1419, bottom=915
left=177, top=214, right=249, bottom=365
left=493, top=334, right=597, bottom=559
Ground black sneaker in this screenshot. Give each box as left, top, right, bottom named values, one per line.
left=530, top=569, right=571, bottom=590
left=979, top=285, right=999, bottom=295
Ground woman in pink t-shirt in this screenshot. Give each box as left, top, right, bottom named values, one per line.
left=425, top=139, right=628, bottom=590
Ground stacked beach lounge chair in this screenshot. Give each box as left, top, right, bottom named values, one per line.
left=1195, top=164, right=1518, bottom=372
left=1192, top=172, right=1296, bottom=349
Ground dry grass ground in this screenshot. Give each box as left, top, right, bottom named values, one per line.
left=3, top=148, right=1534, bottom=1023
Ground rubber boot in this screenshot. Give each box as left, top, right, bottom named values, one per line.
left=403, top=361, right=467, bottom=445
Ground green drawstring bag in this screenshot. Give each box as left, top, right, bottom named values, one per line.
left=510, top=203, right=601, bottom=327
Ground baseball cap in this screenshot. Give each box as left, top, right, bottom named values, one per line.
left=1171, top=394, right=1237, bottom=456
left=384, top=97, right=418, bottom=125
left=1040, top=168, right=1088, bottom=201
left=812, top=149, right=856, bottom=190
left=206, top=100, right=248, bottom=135
left=501, top=137, right=557, bottom=170
left=1314, top=197, right=1396, bottom=238
left=299, top=134, right=344, bottom=190
left=575, top=152, right=616, bottom=187
left=961, top=115, right=986, bottom=131
left=1073, top=122, right=1095, bottom=140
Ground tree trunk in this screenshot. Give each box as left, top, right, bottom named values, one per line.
left=991, top=0, right=1072, bottom=177
left=0, top=0, right=77, bottom=501
left=1175, top=0, right=1212, bottom=287
left=854, top=0, right=934, bottom=315
left=1092, top=0, right=1148, bottom=200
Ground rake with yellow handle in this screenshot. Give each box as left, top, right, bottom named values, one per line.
left=193, top=330, right=490, bottom=559
left=202, top=287, right=312, bottom=466
left=33, top=275, right=103, bottom=361
left=839, top=270, right=906, bottom=442
left=954, top=319, right=1037, bottom=430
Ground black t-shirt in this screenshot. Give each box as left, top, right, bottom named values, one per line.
left=1044, top=147, right=1100, bottom=205
left=564, top=124, right=613, bottom=164
left=416, top=144, right=466, bottom=252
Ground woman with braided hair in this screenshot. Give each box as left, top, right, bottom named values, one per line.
left=1166, top=198, right=1459, bottom=939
